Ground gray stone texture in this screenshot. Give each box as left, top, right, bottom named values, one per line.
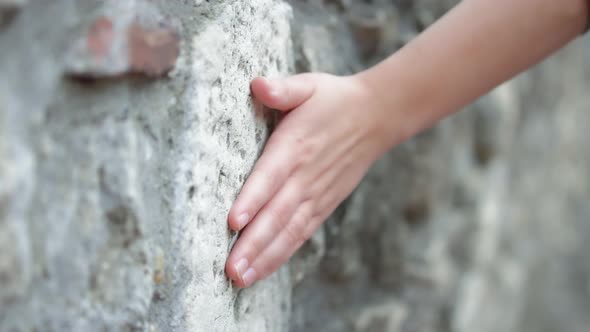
left=1, top=1, right=589, bottom=332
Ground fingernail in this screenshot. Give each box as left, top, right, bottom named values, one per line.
left=235, top=258, right=248, bottom=277
left=237, top=213, right=250, bottom=229
left=242, top=268, right=257, bottom=287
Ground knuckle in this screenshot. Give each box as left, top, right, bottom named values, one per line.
left=302, top=180, right=320, bottom=201
left=302, top=216, right=321, bottom=240
left=265, top=204, right=286, bottom=225
left=256, top=168, right=277, bottom=190
left=265, top=205, right=288, bottom=226
left=294, top=139, right=315, bottom=168
left=318, top=190, right=338, bottom=214
left=267, top=183, right=303, bottom=223
left=285, top=181, right=304, bottom=201
left=246, top=170, right=277, bottom=205
left=245, top=234, right=266, bottom=257
left=301, top=187, right=313, bottom=202
left=285, top=213, right=310, bottom=245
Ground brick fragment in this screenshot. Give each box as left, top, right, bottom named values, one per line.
left=65, top=15, right=180, bottom=78
left=86, top=17, right=115, bottom=60
left=128, top=23, right=180, bottom=77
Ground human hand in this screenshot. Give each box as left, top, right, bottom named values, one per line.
left=225, top=73, right=392, bottom=287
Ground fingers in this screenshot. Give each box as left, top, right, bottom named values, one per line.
left=227, top=133, right=296, bottom=231
left=250, top=75, right=315, bottom=111
left=225, top=179, right=305, bottom=285
left=227, top=75, right=316, bottom=231
left=232, top=200, right=315, bottom=288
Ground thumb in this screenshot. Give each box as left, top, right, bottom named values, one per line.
left=250, top=74, right=315, bottom=111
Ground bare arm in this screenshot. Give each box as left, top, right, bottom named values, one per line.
left=225, top=0, right=589, bottom=288
left=360, top=0, right=589, bottom=147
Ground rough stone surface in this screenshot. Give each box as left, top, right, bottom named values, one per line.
left=1, top=1, right=589, bottom=332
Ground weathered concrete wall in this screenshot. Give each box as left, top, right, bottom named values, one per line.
left=1, top=1, right=292, bottom=331
left=1, top=1, right=589, bottom=332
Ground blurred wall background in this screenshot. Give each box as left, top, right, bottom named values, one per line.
left=1, top=1, right=589, bottom=331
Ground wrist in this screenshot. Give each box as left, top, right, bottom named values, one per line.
left=352, top=61, right=430, bottom=152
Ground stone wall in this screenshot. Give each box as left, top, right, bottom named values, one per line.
left=1, top=1, right=589, bottom=332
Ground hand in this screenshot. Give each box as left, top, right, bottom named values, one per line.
left=225, top=73, right=391, bottom=287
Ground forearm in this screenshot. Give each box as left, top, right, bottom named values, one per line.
left=358, top=0, right=588, bottom=146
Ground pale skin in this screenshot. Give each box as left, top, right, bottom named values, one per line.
left=225, top=0, right=589, bottom=288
